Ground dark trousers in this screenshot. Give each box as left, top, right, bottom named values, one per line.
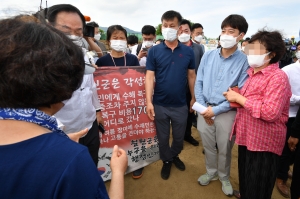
left=79, top=119, right=100, bottom=166
left=291, top=146, right=300, bottom=199
left=185, top=91, right=194, bottom=138
left=238, top=145, right=279, bottom=199
left=277, top=117, right=296, bottom=180
left=154, top=105, right=188, bottom=162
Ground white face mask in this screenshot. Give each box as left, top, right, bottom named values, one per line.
left=162, top=28, right=178, bottom=42
left=178, top=33, right=190, bottom=43
left=247, top=52, right=270, bottom=68
left=194, top=35, right=203, bottom=43
left=67, top=35, right=83, bottom=47
left=241, top=46, right=245, bottom=51
left=143, top=40, right=154, bottom=47
left=296, top=51, right=300, bottom=59
left=220, top=34, right=240, bottom=49
left=94, top=33, right=101, bottom=41
left=110, top=40, right=127, bottom=52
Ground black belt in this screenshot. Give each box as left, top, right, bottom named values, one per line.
left=206, top=102, right=217, bottom=107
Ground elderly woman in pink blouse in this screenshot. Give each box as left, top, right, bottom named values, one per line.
left=223, top=30, right=291, bottom=199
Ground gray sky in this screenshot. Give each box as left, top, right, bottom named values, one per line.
left=1, top=0, right=299, bottom=40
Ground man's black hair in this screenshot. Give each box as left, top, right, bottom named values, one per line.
left=141, top=25, right=156, bottom=35
left=47, top=4, right=85, bottom=27
left=127, top=35, right=138, bottom=45
left=180, top=19, right=191, bottom=31
left=161, top=10, right=182, bottom=25
left=191, top=23, right=203, bottom=32
left=221, top=14, right=248, bottom=34
left=86, top=21, right=99, bottom=28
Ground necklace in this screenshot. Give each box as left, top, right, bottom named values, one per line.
left=109, top=52, right=126, bottom=67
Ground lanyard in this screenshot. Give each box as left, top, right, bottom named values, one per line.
left=110, top=53, right=126, bottom=67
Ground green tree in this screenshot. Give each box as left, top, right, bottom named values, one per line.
left=99, top=28, right=105, bottom=34
left=156, top=24, right=162, bottom=35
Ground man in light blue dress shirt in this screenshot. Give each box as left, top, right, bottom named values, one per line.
left=194, top=14, right=249, bottom=196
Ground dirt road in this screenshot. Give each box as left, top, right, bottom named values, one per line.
left=105, top=127, right=288, bottom=199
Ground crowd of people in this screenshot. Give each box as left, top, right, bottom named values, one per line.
left=0, top=3, right=299, bottom=199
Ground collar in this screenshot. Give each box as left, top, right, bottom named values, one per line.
left=247, top=62, right=280, bottom=76
left=0, top=108, right=68, bottom=138
left=218, top=47, right=239, bottom=59
left=162, top=40, right=182, bottom=49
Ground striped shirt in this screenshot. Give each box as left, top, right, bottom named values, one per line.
left=232, top=62, right=291, bottom=155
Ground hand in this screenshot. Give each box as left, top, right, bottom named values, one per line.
left=110, top=145, right=128, bottom=174
left=96, top=111, right=104, bottom=125
left=137, top=49, right=147, bottom=59
left=190, top=98, right=196, bottom=113
left=223, top=87, right=240, bottom=102
left=84, top=36, right=93, bottom=42
left=84, top=36, right=96, bottom=42
left=146, top=103, right=155, bottom=120
left=204, top=117, right=214, bottom=126
left=67, top=128, right=88, bottom=142
left=288, top=136, right=299, bottom=152
left=92, top=63, right=98, bottom=69
left=201, top=106, right=215, bottom=118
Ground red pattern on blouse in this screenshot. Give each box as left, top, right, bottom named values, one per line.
left=231, top=63, right=291, bottom=155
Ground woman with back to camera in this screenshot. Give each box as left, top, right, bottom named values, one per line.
left=0, top=16, right=127, bottom=199
left=95, top=25, right=140, bottom=67
left=223, top=29, right=291, bottom=199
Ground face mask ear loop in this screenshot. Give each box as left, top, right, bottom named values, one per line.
left=265, top=52, right=271, bottom=62
left=236, top=33, right=243, bottom=42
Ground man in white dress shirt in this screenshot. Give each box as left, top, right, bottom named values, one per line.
left=48, top=4, right=103, bottom=166
left=276, top=41, right=300, bottom=197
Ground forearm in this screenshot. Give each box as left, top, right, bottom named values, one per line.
left=188, top=74, right=196, bottom=99
left=145, top=72, right=154, bottom=104
left=87, top=39, right=103, bottom=57
left=108, top=171, right=124, bottom=199
left=212, top=101, right=231, bottom=116
left=235, top=95, right=247, bottom=106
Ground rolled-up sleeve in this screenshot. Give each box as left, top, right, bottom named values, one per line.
left=244, top=73, right=291, bottom=122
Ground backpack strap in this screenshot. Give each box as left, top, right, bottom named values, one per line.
left=136, top=43, right=142, bottom=56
